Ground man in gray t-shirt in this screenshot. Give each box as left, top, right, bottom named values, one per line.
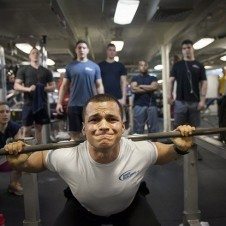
left=56, top=40, right=104, bottom=141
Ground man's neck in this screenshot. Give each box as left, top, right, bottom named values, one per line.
left=88, top=143, right=120, bottom=164
left=183, top=56, right=195, bottom=61
left=30, top=61, right=39, bottom=68
left=0, top=123, right=8, bottom=133
left=77, top=57, right=88, bottom=62
left=106, top=58, right=115, bottom=63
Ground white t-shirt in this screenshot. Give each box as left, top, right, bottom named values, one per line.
left=45, top=137, right=158, bottom=216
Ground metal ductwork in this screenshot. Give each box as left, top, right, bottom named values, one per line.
left=147, top=0, right=194, bottom=22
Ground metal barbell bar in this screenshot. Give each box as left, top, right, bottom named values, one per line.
left=0, top=127, right=226, bottom=156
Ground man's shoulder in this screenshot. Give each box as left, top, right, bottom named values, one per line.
left=173, top=60, right=184, bottom=67
left=7, top=121, right=21, bottom=131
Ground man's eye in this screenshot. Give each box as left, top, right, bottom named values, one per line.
left=89, top=118, right=99, bottom=122
left=108, top=118, right=118, bottom=122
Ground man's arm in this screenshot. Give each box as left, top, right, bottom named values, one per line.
left=168, top=76, right=175, bottom=105
left=199, top=80, right=208, bottom=108
left=56, top=78, right=70, bottom=114
left=155, top=125, right=194, bottom=165
left=5, top=140, right=47, bottom=173
left=14, top=79, right=35, bottom=93
left=119, top=75, right=127, bottom=105
left=44, top=81, right=55, bottom=92
left=96, top=78, right=104, bottom=94
left=131, top=81, right=146, bottom=93
left=139, top=81, right=158, bottom=92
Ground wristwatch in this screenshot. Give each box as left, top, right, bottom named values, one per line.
left=174, top=145, right=189, bottom=155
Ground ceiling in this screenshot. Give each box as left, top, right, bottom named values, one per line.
left=1, top=0, right=226, bottom=73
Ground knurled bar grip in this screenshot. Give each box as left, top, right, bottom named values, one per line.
left=0, top=127, right=226, bottom=156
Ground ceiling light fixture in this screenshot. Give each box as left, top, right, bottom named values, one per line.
left=15, top=43, right=33, bottom=54
left=57, top=68, right=66, bottom=73
left=220, top=55, right=226, bottom=61
left=204, top=65, right=213, bottom=69
left=114, top=0, right=140, bottom=25
left=111, top=41, right=124, bottom=51
left=154, top=64, right=163, bottom=71
left=114, top=56, right=119, bottom=62
left=47, top=58, right=55, bottom=66
left=193, top=38, right=215, bottom=50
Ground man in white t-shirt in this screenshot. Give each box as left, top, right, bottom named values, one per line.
left=5, top=94, right=194, bottom=226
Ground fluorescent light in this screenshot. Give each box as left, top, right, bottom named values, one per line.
left=53, top=72, right=60, bottom=78
left=204, top=65, right=213, bottom=69
left=193, top=38, right=214, bottom=50
left=35, top=45, right=41, bottom=50
left=21, top=61, right=30, bottom=65
left=114, top=56, right=119, bottom=62
left=220, top=55, right=226, bottom=61
left=47, top=58, right=55, bottom=66
left=111, top=41, right=124, bottom=51
left=154, top=64, right=163, bottom=70
left=114, top=0, right=140, bottom=25
left=57, top=68, right=66, bottom=73
left=15, top=43, right=33, bottom=54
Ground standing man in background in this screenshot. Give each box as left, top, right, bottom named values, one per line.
left=131, top=60, right=159, bottom=134
left=56, top=40, right=104, bottom=141
left=168, top=39, right=207, bottom=128
left=15, top=48, right=55, bottom=144
left=99, top=43, right=127, bottom=106
left=218, top=67, right=226, bottom=142
left=168, top=39, right=207, bottom=159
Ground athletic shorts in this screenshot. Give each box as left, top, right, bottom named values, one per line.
left=68, top=106, right=83, bottom=132
left=22, top=105, right=50, bottom=126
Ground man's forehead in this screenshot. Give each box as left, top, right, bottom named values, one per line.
left=30, top=49, right=39, bottom=54
left=86, top=101, right=120, bottom=115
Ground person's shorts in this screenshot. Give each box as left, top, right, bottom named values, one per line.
left=68, top=106, right=83, bottom=132
left=22, top=105, right=50, bottom=126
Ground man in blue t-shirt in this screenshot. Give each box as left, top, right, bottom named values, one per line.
left=56, top=40, right=104, bottom=141
left=99, top=43, right=127, bottom=106
left=131, top=60, right=159, bottom=134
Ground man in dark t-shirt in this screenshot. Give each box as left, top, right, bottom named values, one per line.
left=131, top=60, right=159, bottom=134
left=168, top=39, right=207, bottom=128
left=99, top=43, right=127, bottom=106
left=15, top=48, right=55, bottom=143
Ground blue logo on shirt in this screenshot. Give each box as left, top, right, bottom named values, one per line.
left=119, top=170, right=139, bottom=181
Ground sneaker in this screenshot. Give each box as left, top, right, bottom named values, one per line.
left=8, top=183, right=23, bottom=196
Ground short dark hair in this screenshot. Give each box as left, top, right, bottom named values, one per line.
left=82, top=94, right=123, bottom=120
left=107, top=43, right=116, bottom=49
left=75, top=40, right=89, bottom=48
left=181, top=39, right=193, bottom=46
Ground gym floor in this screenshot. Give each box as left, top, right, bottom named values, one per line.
left=1, top=146, right=226, bottom=226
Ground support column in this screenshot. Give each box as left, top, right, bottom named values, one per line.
left=0, top=46, right=7, bottom=102
left=40, top=36, right=51, bottom=144
left=161, top=44, right=171, bottom=131
left=22, top=137, right=41, bottom=226
left=182, top=145, right=201, bottom=225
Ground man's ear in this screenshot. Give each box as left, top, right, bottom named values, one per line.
left=82, top=122, right=85, bottom=135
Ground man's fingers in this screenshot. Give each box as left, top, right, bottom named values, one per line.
left=4, top=141, right=26, bottom=155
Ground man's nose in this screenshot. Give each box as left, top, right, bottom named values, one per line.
left=99, top=119, right=109, bottom=130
